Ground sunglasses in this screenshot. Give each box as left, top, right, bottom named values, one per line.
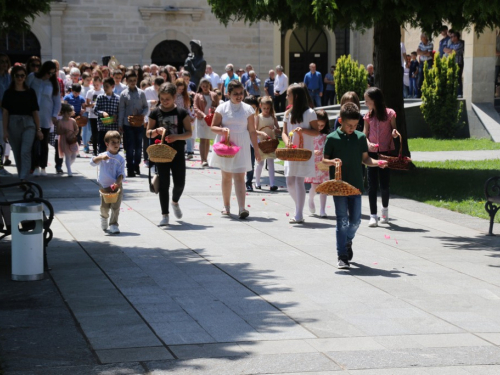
left=15, top=74, right=26, bottom=78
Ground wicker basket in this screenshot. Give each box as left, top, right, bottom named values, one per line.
left=100, top=188, right=121, bottom=203
left=128, top=115, right=145, bottom=127
left=275, top=129, right=312, bottom=161
left=101, top=117, right=114, bottom=126
left=257, top=125, right=279, bottom=154
left=316, top=161, right=361, bottom=196
left=378, top=134, right=412, bottom=170
left=76, top=116, right=88, bottom=127
left=147, top=129, right=177, bottom=163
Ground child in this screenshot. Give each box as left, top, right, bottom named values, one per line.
left=254, top=96, right=280, bottom=191
left=363, top=87, right=400, bottom=227
left=93, top=77, right=120, bottom=154
left=409, top=52, right=419, bottom=98
left=333, top=92, right=364, bottom=132
left=86, top=76, right=104, bottom=156
left=63, top=83, right=85, bottom=117
left=305, top=109, right=330, bottom=217
left=90, top=130, right=125, bottom=234
left=282, top=84, right=320, bottom=224
left=243, top=95, right=259, bottom=191
left=56, top=103, right=79, bottom=177
left=323, top=102, right=387, bottom=269
left=80, top=72, right=93, bottom=153
left=174, top=78, right=194, bottom=160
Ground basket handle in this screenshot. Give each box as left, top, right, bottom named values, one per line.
left=397, top=133, right=403, bottom=156
left=288, top=129, right=304, bottom=148
left=334, top=160, right=342, bottom=181
left=224, top=129, right=231, bottom=146
left=160, top=128, right=167, bottom=145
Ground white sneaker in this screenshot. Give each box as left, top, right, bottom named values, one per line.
left=109, top=224, right=120, bottom=234
left=171, top=202, right=183, bottom=219
left=379, top=207, right=389, bottom=224
left=33, top=167, right=40, bottom=176
left=368, top=215, right=378, bottom=227
left=159, top=215, right=169, bottom=226
left=40, top=168, right=47, bottom=176
left=101, top=217, right=108, bottom=231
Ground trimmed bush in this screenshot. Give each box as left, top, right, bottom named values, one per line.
left=334, top=55, right=368, bottom=101
left=420, top=52, right=464, bottom=138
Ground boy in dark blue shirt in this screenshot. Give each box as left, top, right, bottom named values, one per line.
left=63, top=83, right=85, bottom=116
left=409, top=52, right=419, bottom=98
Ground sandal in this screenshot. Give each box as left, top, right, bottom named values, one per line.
left=289, top=218, right=305, bottom=224
left=239, top=209, right=249, bottom=219
left=221, top=206, right=230, bottom=215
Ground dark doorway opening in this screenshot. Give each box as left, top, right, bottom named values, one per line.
left=151, top=40, right=189, bottom=70
left=0, top=31, right=41, bottom=65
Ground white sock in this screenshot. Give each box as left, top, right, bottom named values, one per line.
left=255, top=160, right=264, bottom=186
left=295, top=177, right=306, bottom=221
left=268, top=160, right=275, bottom=186
left=319, top=193, right=327, bottom=216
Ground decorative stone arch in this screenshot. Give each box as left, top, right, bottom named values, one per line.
left=142, top=29, right=192, bottom=65
left=283, top=27, right=336, bottom=80
left=29, top=20, right=52, bottom=62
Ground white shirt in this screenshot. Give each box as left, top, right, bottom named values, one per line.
left=274, top=73, right=288, bottom=95
left=144, top=86, right=158, bottom=122
left=205, top=72, right=220, bottom=89
left=220, top=73, right=228, bottom=82
left=86, top=88, right=104, bottom=118
left=400, top=42, right=406, bottom=67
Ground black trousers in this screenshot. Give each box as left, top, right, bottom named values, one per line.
left=367, top=152, right=390, bottom=215
left=31, top=128, right=50, bottom=169
left=90, top=119, right=98, bottom=156
left=273, top=94, right=287, bottom=113
left=143, top=127, right=149, bottom=161
left=98, top=131, right=108, bottom=154
left=323, top=90, right=336, bottom=106
left=156, top=151, right=186, bottom=215
left=54, top=138, right=63, bottom=171
left=246, top=146, right=255, bottom=186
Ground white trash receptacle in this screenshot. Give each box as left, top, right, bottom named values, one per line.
left=11, top=202, right=44, bottom=281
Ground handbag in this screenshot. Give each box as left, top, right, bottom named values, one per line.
left=204, top=108, right=214, bottom=126
left=148, top=163, right=160, bottom=194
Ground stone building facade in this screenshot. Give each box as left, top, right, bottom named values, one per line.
left=1, top=0, right=373, bottom=83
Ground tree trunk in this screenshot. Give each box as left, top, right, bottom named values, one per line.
left=373, top=18, right=409, bottom=156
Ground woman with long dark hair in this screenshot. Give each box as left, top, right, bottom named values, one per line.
left=281, top=84, right=320, bottom=224
left=26, top=56, right=41, bottom=75
left=26, top=60, right=61, bottom=176
left=2, top=65, right=41, bottom=184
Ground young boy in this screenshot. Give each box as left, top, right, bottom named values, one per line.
left=112, top=69, right=127, bottom=95
left=90, top=130, right=125, bottom=234
left=93, top=77, right=120, bottom=153
left=323, top=102, right=387, bottom=269
left=409, top=52, right=419, bottom=98
left=63, top=83, right=85, bottom=116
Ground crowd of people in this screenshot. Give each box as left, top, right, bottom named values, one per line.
left=0, top=48, right=406, bottom=269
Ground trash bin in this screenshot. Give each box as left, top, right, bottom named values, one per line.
left=11, top=203, right=44, bottom=281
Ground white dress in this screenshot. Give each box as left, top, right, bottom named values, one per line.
left=209, top=101, right=254, bottom=173
left=196, top=94, right=216, bottom=140
left=284, top=108, right=317, bottom=178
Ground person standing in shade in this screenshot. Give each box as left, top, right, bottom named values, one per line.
left=304, top=63, right=323, bottom=107
left=439, top=25, right=450, bottom=58
left=444, top=30, right=465, bottom=98
left=323, top=65, right=336, bottom=105
left=273, top=65, right=288, bottom=113
left=118, top=70, right=149, bottom=177
left=367, top=64, right=375, bottom=87
left=264, top=70, right=275, bottom=101
left=244, top=71, right=261, bottom=99
left=416, top=33, right=434, bottom=97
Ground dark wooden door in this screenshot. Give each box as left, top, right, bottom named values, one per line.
left=0, top=31, right=40, bottom=65
left=289, top=28, right=328, bottom=84
left=151, top=40, right=190, bottom=70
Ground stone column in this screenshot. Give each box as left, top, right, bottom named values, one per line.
left=49, top=2, right=68, bottom=63
left=463, top=27, right=496, bottom=107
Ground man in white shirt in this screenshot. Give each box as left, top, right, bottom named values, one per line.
left=205, top=65, right=221, bottom=91
left=273, top=65, right=288, bottom=113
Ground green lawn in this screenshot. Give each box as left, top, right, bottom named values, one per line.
left=391, top=159, right=500, bottom=223
left=408, top=138, right=500, bottom=151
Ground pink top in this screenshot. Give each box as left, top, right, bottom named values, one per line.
left=363, top=108, right=396, bottom=152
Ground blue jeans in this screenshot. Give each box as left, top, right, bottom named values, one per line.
left=123, top=125, right=143, bottom=169
left=81, top=115, right=92, bottom=150
left=333, top=195, right=362, bottom=259
left=409, top=77, right=417, bottom=97
left=186, top=138, right=194, bottom=153
left=309, top=91, right=322, bottom=107
left=403, top=85, right=410, bottom=98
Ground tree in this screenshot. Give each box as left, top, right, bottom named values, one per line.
left=334, top=55, right=367, bottom=101
left=207, top=0, right=500, bottom=156
left=421, top=52, right=464, bottom=138
left=0, top=0, right=51, bottom=35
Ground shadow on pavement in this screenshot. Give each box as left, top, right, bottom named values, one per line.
left=337, top=262, right=417, bottom=278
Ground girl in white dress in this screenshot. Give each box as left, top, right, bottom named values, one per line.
left=281, top=84, right=320, bottom=224
left=209, top=80, right=261, bottom=218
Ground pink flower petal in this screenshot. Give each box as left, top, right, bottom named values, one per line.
left=395, top=239, right=398, bottom=244
left=247, top=205, right=251, bottom=207
left=286, top=212, right=290, bottom=217
left=207, top=213, right=212, bottom=215
left=373, top=262, right=378, bottom=265
left=384, top=235, right=391, bottom=239
left=262, top=199, right=265, bottom=201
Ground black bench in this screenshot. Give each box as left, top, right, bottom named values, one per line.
left=0, top=182, right=54, bottom=270
left=485, top=176, right=500, bottom=236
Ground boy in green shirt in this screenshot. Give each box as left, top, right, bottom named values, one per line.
left=323, top=102, right=387, bottom=269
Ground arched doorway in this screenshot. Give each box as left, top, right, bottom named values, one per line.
left=151, top=40, right=190, bottom=70
left=288, top=28, right=328, bottom=84
left=0, top=30, right=41, bottom=65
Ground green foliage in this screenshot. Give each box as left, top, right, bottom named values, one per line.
left=334, top=55, right=367, bottom=101
left=420, top=53, right=464, bottom=138
left=408, top=138, right=500, bottom=151
left=0, top=0, right=51, bottom=34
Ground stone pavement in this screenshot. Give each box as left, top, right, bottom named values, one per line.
left=1, top=148, right=500, bottom=375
